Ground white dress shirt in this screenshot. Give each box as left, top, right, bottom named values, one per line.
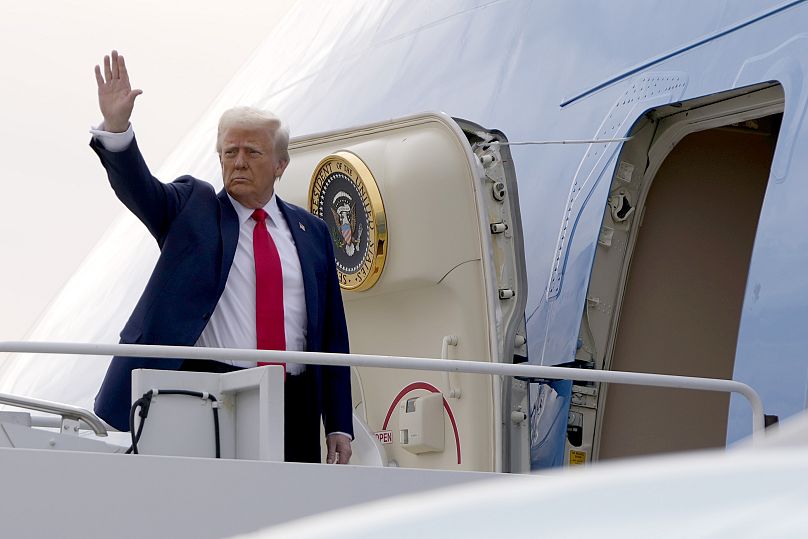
left=91, top=123, right=308, bottom=373
left=196, top=193, right=308, bottom=373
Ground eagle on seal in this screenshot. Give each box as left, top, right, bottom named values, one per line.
left=331, top=191, right=363, bottom=257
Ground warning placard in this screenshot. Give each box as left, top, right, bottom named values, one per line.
left=569, top=450, right=587, bottom=466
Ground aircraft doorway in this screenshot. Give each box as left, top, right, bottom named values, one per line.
left=573, top=84, right=784, bottom=462
left=599, top=119, right=779, bottom=458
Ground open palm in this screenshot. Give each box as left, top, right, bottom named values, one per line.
left=94, top=50, right=142, bottom=133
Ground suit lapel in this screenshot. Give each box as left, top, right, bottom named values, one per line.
left=217, top=189, right=240, bottom=292
left=277, top=197, right=319, bottom=345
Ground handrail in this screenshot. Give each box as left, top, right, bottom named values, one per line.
left=0, top=392, right=108, bottom=436
left=0, top=341, right=766, bottom=440
left=28, top=415, right=101, bottom=432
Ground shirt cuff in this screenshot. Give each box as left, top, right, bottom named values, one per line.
left=326, top=431, right=353, bottom=440
left=90, top=121, right=134, bottom=152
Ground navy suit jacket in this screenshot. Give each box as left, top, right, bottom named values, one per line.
left=91, top=137, right=352, bottom=437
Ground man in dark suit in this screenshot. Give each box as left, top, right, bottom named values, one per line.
left=91, top=50, right=353, bottom=464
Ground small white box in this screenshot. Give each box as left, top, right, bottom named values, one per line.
left=398, top=392, right=445, bottom=454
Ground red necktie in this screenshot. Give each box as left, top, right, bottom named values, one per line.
left=252, top=209, right=286, bottom=375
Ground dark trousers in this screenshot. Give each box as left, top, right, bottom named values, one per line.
left=179, top=359, right=321, bottom=463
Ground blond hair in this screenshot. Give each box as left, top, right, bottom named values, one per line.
left=216, top=107, right=290, bottom=163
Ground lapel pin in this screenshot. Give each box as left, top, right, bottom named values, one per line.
left=299, top=222, right=306, bottom=232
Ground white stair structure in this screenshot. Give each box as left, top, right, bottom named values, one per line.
left=0, top=340, right=771, bottom=538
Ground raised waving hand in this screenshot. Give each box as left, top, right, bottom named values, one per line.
left=94, top=50, right=142, bottom=133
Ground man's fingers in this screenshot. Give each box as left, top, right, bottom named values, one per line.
left=327, top=434, right=352, bottom=465
left=103, top=55, right=112, bottom=82
left=94, top=65, right=104, bottom=87
left=99, top=51, right=132, bottom=87
left=338, top=442, right=352, bottom=464
left=126, top=89, right=143, bottom=109
left=119, top=54, right=130, bottom=84
left=111, top=50, right=120, bottom=79
left=337, top=437, right=352, bottom=464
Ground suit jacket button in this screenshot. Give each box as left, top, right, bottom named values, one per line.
left=203, top=312, right=211, bottom=320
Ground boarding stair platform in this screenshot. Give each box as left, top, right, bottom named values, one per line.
left=0, top=340, right=772, bottom=538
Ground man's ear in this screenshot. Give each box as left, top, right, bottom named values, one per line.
left=275, top=159, right=290, bottom=179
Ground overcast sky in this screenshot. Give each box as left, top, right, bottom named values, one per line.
left=0, top=1, right=297, bottom=341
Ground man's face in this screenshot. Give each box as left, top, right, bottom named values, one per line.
left=220, top=126, right=288, bottom=209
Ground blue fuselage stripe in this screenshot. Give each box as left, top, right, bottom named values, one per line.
left=560, top=0, right=808, bottom=108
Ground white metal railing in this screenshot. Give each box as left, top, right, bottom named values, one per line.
left=0, top=341, right=766, bottom=439
left=27, top=415, right=104, bottom=432
left=0, top=391, right=108, bottom=436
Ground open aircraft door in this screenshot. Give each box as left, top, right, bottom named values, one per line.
left=561, top=82, right=784, bottom=466
left=275, top=113, right=527, bottom=472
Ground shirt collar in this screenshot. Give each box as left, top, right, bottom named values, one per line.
left=227, top=192, right=282, bottom=226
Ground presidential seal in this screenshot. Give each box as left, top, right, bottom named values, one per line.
left=309, top=151, right=387, bottom=291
